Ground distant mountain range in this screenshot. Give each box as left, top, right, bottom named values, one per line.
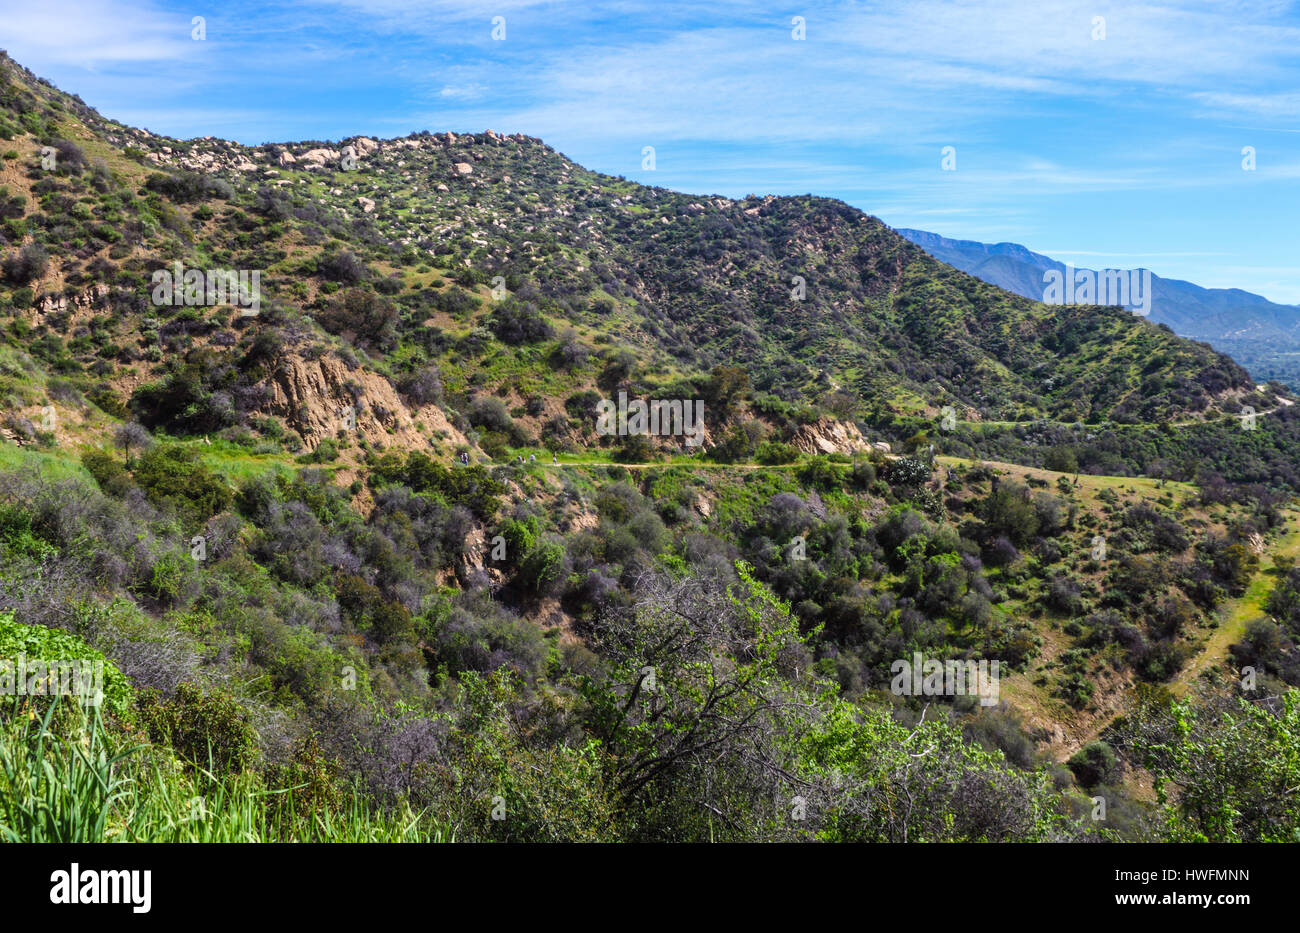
left=897, top=228, right=1300, bottom=388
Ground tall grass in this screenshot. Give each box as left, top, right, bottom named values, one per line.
left=0, top=701, right=451, bottom=843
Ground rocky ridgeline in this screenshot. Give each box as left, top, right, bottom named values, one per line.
left=127, top=127, right=547, bottom=180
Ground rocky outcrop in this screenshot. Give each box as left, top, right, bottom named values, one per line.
left=299, top=148, right=340, bottom=165
left=36, top=283, right=110, bottom=317
left=791, top=417, right=869, bottom=455
left=259, top=353, right=468, bottom=452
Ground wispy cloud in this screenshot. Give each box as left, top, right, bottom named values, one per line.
left=0, top=0, right=193, bottom=66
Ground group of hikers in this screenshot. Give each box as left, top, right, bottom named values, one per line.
left=456, top=450, right=559, bottom=466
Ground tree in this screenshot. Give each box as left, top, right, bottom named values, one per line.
left=579, top=562, right=813, bottom=839
left=704, top=364, right=750, bottom=415
left=981, top=481, right=1039, bottom=545
left=113, top=421, right=153, bottom=465
left=1119, top=690, right=1300, bottom=842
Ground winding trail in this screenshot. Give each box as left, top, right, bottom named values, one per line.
left=1173, top=506, right=1300, bottom=696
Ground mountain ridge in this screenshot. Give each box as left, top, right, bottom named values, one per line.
left=897, top=227, right=1300, bottom=386
left=0, top=48, right=1268, bottom=468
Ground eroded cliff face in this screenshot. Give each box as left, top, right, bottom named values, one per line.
left=791, top=417, right=869, bottom=455
left=260, top=352, right=467, bottom=451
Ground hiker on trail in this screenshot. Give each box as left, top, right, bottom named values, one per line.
left=529, top=453, right=536, bottom=463
left=552, top=452, right=557, bottom=465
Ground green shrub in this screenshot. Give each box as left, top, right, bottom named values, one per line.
left=80, top=448, right=133, bottom=497
left=1067, top=740, right=1118, bottom=788
left=137, top=682, right=257, bottom=777
left=0, top=612, right=133, bottom=719
left=518, top=539, right=565, bottom=593
left=754, top=441, right=799, bottom=465
left=133, top=444, right=232, bottom=526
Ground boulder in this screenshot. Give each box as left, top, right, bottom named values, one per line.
left=299, top=148, right=340, bottom=165
left=791, top=417, right=870, bottom=455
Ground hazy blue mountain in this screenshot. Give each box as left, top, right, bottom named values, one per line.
left=897, top=228, right=1300, bottom=386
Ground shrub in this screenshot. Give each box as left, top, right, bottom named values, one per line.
left=517, top=538, right=566, bottom=593
left=981, top=482, right=1040, bottom=545
left=397, top=365, right=443, bottom=406
left=885, top=456, right=930, bottom=490
left=2, top=242, right=48, bottom=285
left=1067, top=741, right=1118, bottom=788
left=133, top=444, right=232, bottom=527
left=798, top=456, right=841, bottom=490
left=143, top=169, right=232, bottom=203
left=137, top=682, right=257, bottom=777
left=317, top=250, right=369, bottom=285
left=316, top=287, right=399, bottom=350
left=301, top=437, right=339, bottom=463
left=81, top=449, right=133, bottom=497
left=0, top=612, right=133, bottom=719
left=51, top=139, right=87, bottom=174
left=755, top=441, right=799, bottom=465
left=489, top=300, right=553, bottom=345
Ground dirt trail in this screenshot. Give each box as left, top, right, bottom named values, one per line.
left=1173, top=507, right=1300, bottom=696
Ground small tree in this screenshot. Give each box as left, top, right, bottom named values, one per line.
left=113, top=421, right=153, bottom=465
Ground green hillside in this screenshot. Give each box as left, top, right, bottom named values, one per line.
left=1, top=51, right=1298, bottom=843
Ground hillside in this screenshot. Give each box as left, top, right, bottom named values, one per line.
left=1, top=51, right=1299, bottom=844
left=898, top=228, right=1300, bottom=389
left=0, top=52, right=1271, bottom=459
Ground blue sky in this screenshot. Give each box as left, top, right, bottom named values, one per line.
left=3, top=0, right=1299, bottom=301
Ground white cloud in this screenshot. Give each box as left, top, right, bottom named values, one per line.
left=0, top=0, right=191, bottom=66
